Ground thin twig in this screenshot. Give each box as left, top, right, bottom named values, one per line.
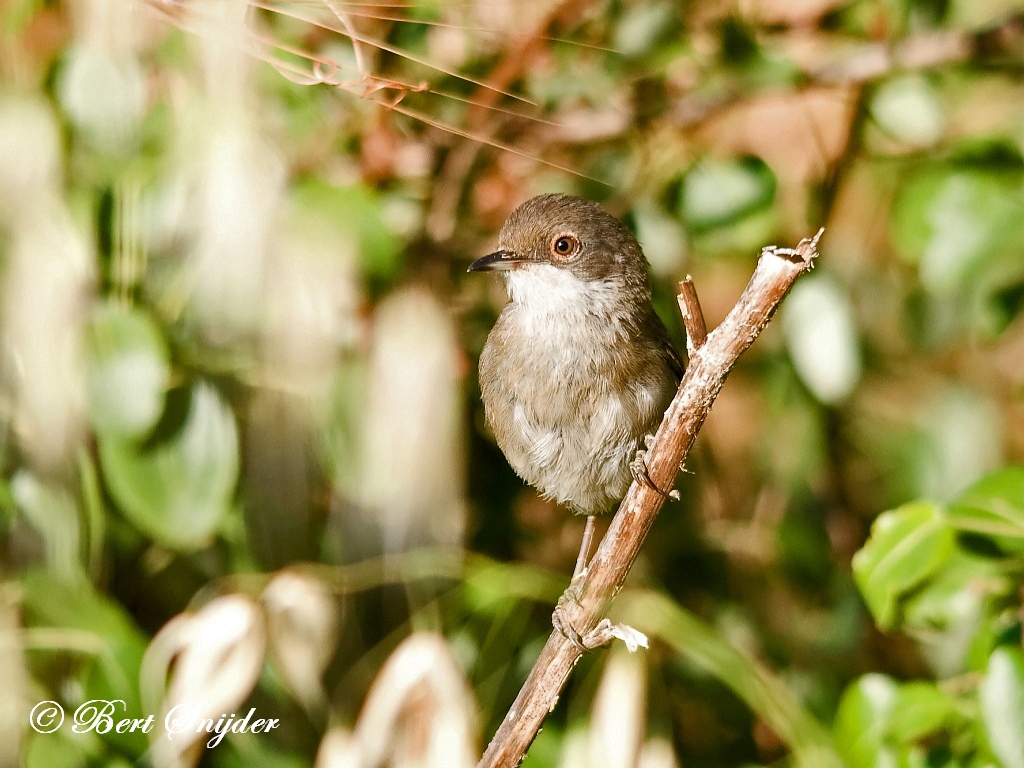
left=477, top=229, right=823, bottom=768
left=323, top=0, right=367, bottom=77
left=677, top=276, right=708, bottom=357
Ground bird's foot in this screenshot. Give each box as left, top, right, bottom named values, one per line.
left=552, top=570, right=649, bottom=653
left=552, top=571, right=587, bottom=648
left=630, top=442, right=680, bottom=501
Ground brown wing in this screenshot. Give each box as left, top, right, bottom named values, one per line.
left=649, top=309, right=685, bottom=383
left=663, top=337, right=685, bottom=383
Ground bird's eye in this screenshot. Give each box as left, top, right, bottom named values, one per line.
left=551, top=234, right=580, bottom=259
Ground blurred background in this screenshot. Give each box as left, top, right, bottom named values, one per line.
left=1, top=0, right=1023, bottom=766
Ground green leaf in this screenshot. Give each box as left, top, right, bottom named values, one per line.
left=947, top=466, right=1024, bottom=552
left=852, top=501, right=955, bottom=630
left=900, top=549, right=1004, bottom=674
left=833, top=674, right=900, bottom=768
left=836, top=677, right=962, bottom=767
left=680, top=156, right=776, bottom=231
left=892, top=168, right=1021, bottom=296
left=86, top=302, right=170, bottom=439
left=978, top=647, right=1024, bottom=768
left=98, top=380, right=238, bottom=549
left=887, top=682, right=957, bottom=743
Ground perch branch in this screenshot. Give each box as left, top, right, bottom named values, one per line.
left=478, top=229, right=824, bottom=768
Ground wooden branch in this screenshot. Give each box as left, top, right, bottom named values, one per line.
left=678, top=276, right=708, bottom=356
left=477, top=230, right=823, bottom=768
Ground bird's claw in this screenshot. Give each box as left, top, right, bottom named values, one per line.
left=552, top=571, right=649, bottom=653
left=552, top=571, right=587, bottom=649
left=630, top=447, right=680, bottom=501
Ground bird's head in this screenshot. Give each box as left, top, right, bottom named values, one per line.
left=468, top=194, right=650, bottom=290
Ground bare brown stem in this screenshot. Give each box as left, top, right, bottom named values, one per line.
left=477, top=230, right=823, bottom=768
left=678, top=276, right=708, bottom=356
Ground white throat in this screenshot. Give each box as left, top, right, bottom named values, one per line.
left=504, top=263, right=621, bottom=312
left=502, top=263, right=629, bottom=341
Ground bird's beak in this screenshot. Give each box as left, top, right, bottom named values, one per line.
left=467, top=250, right=529, bottom=272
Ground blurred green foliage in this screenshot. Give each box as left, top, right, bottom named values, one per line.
left=0, top=0, right=1023, bottom=766
left=847, top=468, right=1024, bottom=767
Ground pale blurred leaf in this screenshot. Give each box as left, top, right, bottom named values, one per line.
left=680, top=157, right=776, bottom=231
left=263, top=572, right=339, bottom=714
left=146, top=595, right=266, bottom=765
left=918, top=387, right=1002, bottom=501
left=870, top=75, right=944, bottom=148
left=86, top=302, right=170, bottom=439
left=979, top=646, right=1024, bottom=768
left=56, top=45, right=145, bottom=153
left=782, top=274, right=861, bottom=404
left=590, top=650, right=646, bottom=768
left=292, top=180, right=401, bottom=282
left=613, top=2, right=675, bottom=57
left=355, top=633, right=477, bottom=768
left=631, top=200, right=687, bottom=277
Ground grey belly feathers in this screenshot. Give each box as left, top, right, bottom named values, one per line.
left=479, top=267, right=679, bottom=515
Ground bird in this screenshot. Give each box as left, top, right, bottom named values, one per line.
left=468, top=193, right=683, bottom=645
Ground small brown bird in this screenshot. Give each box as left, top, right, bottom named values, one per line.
left=469, top=194, right=683, bottom=635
